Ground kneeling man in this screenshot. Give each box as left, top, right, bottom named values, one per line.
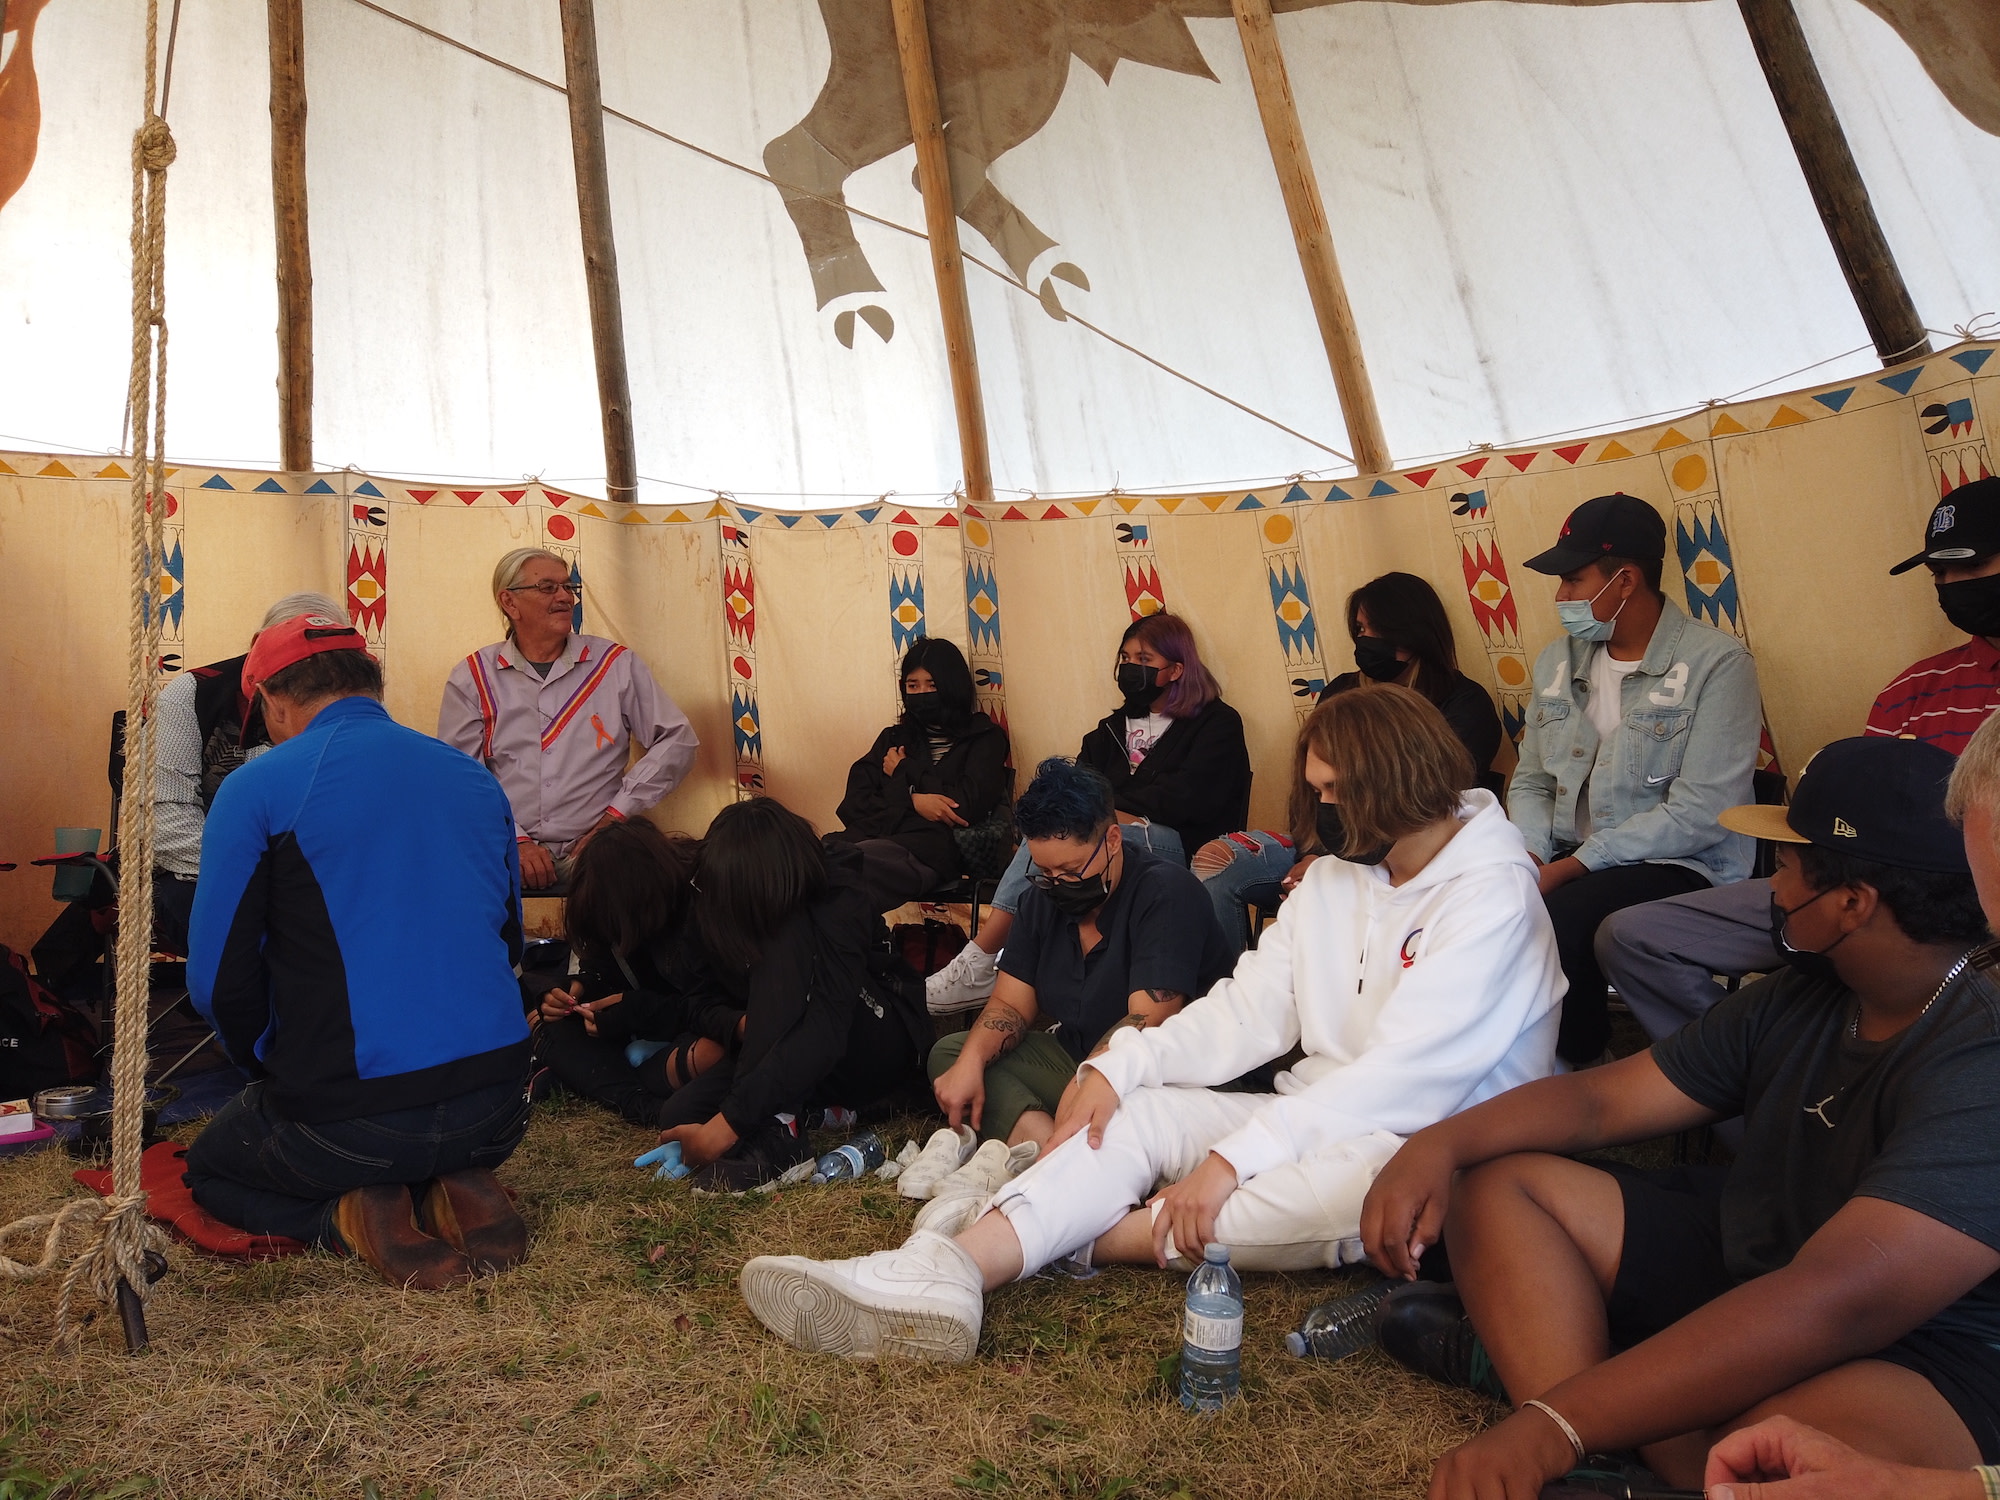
left=740, top=685, right=1562, bottom=1361
left=186, top=614, right=533, bottom=1288
left=1364, top=735, right=2000, bottom=1495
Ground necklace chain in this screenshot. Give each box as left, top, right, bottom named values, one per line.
left=1848, top=948, right=1978, bottom=1041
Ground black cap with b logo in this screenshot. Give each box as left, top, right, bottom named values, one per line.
left=1889, top=475, right=2000, bottom=576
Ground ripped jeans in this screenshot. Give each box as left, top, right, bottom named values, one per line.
left=1194, top=829, right=1296, bottom=961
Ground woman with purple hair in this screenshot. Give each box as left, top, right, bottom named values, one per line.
left=927, top=612, right=1250, bottom=1015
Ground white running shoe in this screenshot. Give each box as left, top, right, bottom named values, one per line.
left=926, top=944, right=1000, bottom=1016
left=739, top=1229, right=984, bottom=1363
left=911, top=1188, right=992, bottom=1238
left=897, top=1124, right=978, bottom=1200
left=929, top=1138, right=1038, bottom=1205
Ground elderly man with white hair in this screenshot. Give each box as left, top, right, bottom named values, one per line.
left=439, top=548, right=697, bottom=889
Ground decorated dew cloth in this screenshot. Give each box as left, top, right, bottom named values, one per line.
left=1077, top=697, right=1251, bottom=854
left=832, top=712, right=1010, bottom=881
left=999, top=846, right=1233, bottom=1064
left=1084, top=791, right=1561, bottom=1183
left=1866, top=636, right=2000, bottom=755
left=438, top=633, right=698, bottom=854
left=1509, top=598, right=1761, bottom=885
left=74, top=1141, right=307, bottom=1261
left=188, top=696, right=530, bottom=1124
left=1652, top=949, right=2000, bottom=1344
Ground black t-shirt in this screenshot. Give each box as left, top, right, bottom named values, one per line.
left=998, top=847, right=1233, bottom=1062
left=1322, top=669, right=1501, bottom=779
left=1652, top=948, right=2000, bottom=1343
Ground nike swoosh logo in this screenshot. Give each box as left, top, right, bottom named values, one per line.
left=1645, top=774, right=1673, bottom=785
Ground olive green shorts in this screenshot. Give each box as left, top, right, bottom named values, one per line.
left=927, top=1029, right=1079, bottom=1143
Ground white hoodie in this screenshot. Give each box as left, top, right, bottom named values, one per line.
left=1084, top=790, right=1563, bottom=1183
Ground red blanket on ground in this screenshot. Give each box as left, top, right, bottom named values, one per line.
left=73, top=1141, right=309, bottom=1261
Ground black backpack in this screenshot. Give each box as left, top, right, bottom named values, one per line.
left=0, top=945, right=99, bottom=1099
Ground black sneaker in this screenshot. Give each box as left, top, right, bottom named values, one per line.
left=689, top=1115, right=814, bottom=1193
left=1375, top=1281, right=1508, bottom=1400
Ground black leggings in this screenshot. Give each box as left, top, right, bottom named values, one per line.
left=1545, top=862, right=1711, bottom=1064
left=534, top=1016, right=707, bottom=1129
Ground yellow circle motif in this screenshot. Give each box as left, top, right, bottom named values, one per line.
left=965, top=519, right=990, bottom=548
left=1263, top=514, right=1294, bottom=546
left=1497, top=656, right=1529, bottom=686
left=1671, top=455, right=1708, bottom=493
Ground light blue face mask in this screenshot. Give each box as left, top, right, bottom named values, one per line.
left=1556, top=569, right=1628, bottom=643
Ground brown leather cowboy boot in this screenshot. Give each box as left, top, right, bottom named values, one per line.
left=418, top=1169, right=529, bottom=1275
left=332, top=1183, right=473, bottom=1290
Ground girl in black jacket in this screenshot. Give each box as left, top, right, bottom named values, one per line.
left=658, top=798, right=931, bottom=1190
left=926, top=611, right=1250, bottom=1014
left=827, top=637, right=1010, bottom=909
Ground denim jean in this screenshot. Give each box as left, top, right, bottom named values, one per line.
left=185, top=1078, right=530, bottom=1246
left=990, top=821, right=1187, bottom=915
left=1195, top=830, right=1297, bottom=961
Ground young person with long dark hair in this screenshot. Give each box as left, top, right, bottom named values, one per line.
left=739, top=685, right=1562, bottom=1363
left=528, top=819, right=738, bottom=1125
left=1191, top=571, right=1505, bottom=958
left=655, top=797, right=931, bottom=1190
left=926, top=611, right=1250, bottom=1013
left=827, top=637, right=1010, bottom=909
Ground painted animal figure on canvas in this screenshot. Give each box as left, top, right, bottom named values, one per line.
left=762, top=0, right=2000, bottom=343
left=0, top=0, right=53, bottom=217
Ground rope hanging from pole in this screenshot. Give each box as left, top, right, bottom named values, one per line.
left=0, top=0, right=176, bottom=1351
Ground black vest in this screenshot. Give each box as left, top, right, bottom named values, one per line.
left=188, top=655, right=268, bottom=810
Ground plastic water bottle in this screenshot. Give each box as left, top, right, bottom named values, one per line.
left=1178, top=1243, right=1243, bottom=1411
left=1285, top=1278, right=1393, bottom=1360
left=810, top=1129, right=885, bottom=1184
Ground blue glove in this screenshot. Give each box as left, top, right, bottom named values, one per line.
left=634, top=1142, right=690, bottom=1180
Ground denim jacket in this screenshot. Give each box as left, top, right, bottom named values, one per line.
left=1508, top=598, right=1762, bottom=885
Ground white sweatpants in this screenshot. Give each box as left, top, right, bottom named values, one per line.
left=988, top=1085, right=1402, bottom=1275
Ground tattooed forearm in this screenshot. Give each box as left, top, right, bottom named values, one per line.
left=978, top=1000, right=1031, bottom=1054
left=1141, top=989, right=1186, bottom=1012
left=1088, top=1010, right=1152, bottom=1058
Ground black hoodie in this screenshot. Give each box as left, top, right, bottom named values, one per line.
left=832, top=712, right=1010, bottom=880
left=1077, top=697, right=1251, bottom=855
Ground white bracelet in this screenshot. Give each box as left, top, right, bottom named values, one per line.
left=1974, top=1464, right=2000, bottom=1500
left=1521, top=1398, right=1586, bottom=1465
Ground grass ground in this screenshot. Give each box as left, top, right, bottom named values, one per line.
left=0, top=1095, right=1505, bottom=1500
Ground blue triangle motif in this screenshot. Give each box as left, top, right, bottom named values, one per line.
left=816, top=513, right=841, bottom=528
left=1367, top=480, right=1397, bottom=497
left=1953, top=349, right=1994, bottom=376
left=253, top=478, right=287, bottom=493
left=1323, top=484, right=1352, bottom=502
left=305, top=479, right=336, bottom=494
left=856, top=507, right=882, bottom=525
left=1236, top=496, right=1265, bottom=510
left=1812, top=387, right=1855, bottom=413
left=200, top=474, right=234, bottom=490
left=736, top=507, right=763, bottom=525
left=777, top=514, right=802, bottom=529
left=1878, top=367, right=1924, bottom=395
left=1281, top=484, right=1311, bottom=505
left=354, top=480, right=385, bottom=498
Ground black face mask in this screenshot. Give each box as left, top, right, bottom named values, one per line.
left=1116, top=661, right=1164, bottom=714
left=1938, top=574, right=2000, bottom=640
left=1316, top=803, right=1391, bottom=866
left=1044, top=872, right=1110, bottom=919
left=1352, top=636, right=1406, bottom=683
left=903, top=692, right=950, bottom=727
left=1769, top=888, right=1849, bottom=983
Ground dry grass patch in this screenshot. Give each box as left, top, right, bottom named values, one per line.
left=0, top=1097, right=1501, bottom=1499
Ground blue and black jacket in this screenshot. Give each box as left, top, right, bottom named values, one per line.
left=188, top=696, right=530, bottom=1123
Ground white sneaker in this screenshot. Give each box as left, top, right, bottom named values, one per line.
left=929, top=1139, right=1038, bottom=1205
left=739, top=1229, right=983, bottom=1363
left=926, top=944, right=1000, bottom=1016
left=911, top=1188, right=993, bottom=1238
left=897, top=1124, right=977, bottom=1200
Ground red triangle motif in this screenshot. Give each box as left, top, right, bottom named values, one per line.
left=1042, top=505, right=1068, bottom=520
left=500, top=489, right=527, bottom=505
left=1506, top=453, right=1538, bottom=472
left=1458, top=458, right=1490, bottom=478
left=962, top=506, right=985, bottom=520
left=408, top=489, right=437, bottom=504
left=454, top=490, right=484, bottom=505
left=935, top=513, right=959, bottom=527
left=544, top=490, right=568, bottom=507
left=1404, top=468, right=1438, bottom=489
left=1554, top=444, right=1589, bottom=465
left=892, top=510, right=918, bottom=525
left=1000, top=506, right=1031, bottom=521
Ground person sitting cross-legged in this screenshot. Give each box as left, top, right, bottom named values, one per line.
left=737, top=684, right=1562, bottom=1363
left=185, top=615, right=533, bottom=1289
left=1360, top=734, right=2000, bottom=1498
left=926, top=755, right=1232, bottom=1151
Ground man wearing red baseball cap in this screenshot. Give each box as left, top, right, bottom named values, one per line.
left=184, top=614, right=534, bottom=1288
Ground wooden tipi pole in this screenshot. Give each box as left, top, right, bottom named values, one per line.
left=889, top=0, right=995, bottom=508
left=268, top=0, right=313, bottom=472
left=1737, top=0, right=1929, bottom=364
left=1230, top=0, right=1390, bottom=474
left=558, top=0, right=640, bottom=504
